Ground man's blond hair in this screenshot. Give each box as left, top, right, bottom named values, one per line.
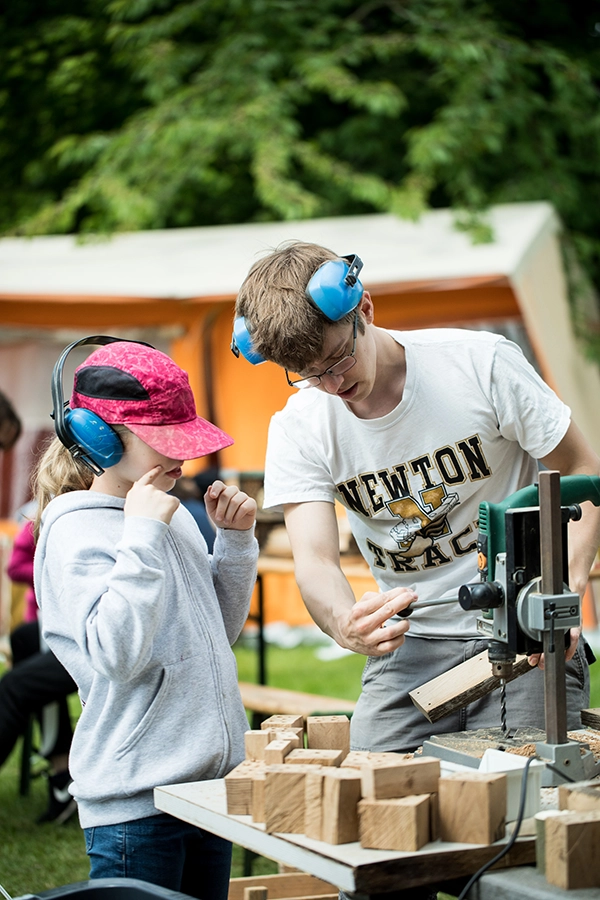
left=235, top=241, right=361, bottom=372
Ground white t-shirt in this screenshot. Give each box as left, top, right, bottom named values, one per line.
left=263, top=329, right=571, bottom=638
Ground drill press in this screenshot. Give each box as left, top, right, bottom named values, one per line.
left=422, top=470, right=600, bottom=785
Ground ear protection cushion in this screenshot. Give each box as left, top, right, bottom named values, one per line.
left=231, top=316, right=266, bottom=365
left=64, top=408, right=124, bottom=469
left=305, top=258, right=364, bottom=321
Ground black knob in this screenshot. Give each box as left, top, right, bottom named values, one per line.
left=458, top=581, right=504, bottom=611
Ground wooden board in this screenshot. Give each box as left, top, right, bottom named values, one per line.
left=409, top=652, right=533, bottom=723
left=239, top=683, right=356, bottom=719
left=581, top=707, right=600, bottom=731
left=228, top=873, right=337, bottom=900
left=155, top=779, right=536, bottom=896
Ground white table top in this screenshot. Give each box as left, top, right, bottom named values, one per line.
left=154, top=779, right=536, bottom=896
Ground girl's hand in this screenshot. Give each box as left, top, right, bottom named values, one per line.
left=205, top=480, right=257, bottom=531
left=124, top=467, right=180, bottom=524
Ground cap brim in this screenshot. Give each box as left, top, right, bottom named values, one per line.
left=126, top=417, right=234, bottom=460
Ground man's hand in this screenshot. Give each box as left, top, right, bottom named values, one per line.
left=528, top=625, right=581, bottom=671
left=336, top=586, right=417, bottom=656
left=205, top=480, right=257, bottom=531
left=124, top=467, right=180, bottom=524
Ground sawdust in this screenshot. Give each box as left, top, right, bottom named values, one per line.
left=505, top=743, right=537, bottom=758
left=504, top=732, right=600, bottom=761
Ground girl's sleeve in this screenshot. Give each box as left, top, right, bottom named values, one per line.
left=210, top=526, right=259, bottom=644
left=6, top=520, right=35, bottom=587
left=44, top=515, right=170, bottom=683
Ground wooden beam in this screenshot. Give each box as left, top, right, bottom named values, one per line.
left=409, top=652, right=533, bottom=723
left=581, top=708, right=600, bottom=730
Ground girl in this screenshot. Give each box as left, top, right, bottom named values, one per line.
left=33, top=339, right=258, bottom=900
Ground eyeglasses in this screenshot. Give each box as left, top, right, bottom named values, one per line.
left=286, top=311, right=358, bottom=389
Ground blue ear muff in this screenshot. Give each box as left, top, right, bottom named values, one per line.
left=64, top=408, right=124, bottom=470
left=230, top=316, right=266, bottom=366
left=305, top=255, right=364, bottom=321
left=52, top=334, right=154, bottom=476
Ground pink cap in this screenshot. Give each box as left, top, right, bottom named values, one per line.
left=71, top=342, right=233, bottom=460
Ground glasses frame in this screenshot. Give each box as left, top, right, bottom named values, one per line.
left=286, top=310, right=359, bottom=389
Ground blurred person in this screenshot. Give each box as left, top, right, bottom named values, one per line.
left=3, top=516, right=78, bottom=823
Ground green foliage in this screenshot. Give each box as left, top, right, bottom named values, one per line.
left=2, top=0, right=600, bottom=314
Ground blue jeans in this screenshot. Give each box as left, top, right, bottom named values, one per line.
left=84, top=812, right=232, bottom=900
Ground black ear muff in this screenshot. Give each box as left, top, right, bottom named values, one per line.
left=51, top=335, right=153, bottom=476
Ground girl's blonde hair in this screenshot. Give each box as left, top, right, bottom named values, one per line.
left=32, top=425, right=129, bottom=539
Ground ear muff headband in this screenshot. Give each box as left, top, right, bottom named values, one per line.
left=52, top=335, right=154, bottom=476
left=231, top=254, right=364, bottom=366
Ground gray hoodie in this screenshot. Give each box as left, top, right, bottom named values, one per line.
left=34, top=490, right=258, bottom=828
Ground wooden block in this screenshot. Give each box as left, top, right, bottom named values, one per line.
left=359, top=795, right=430, bottom=851
left=321, top=769, right=362, bottom=844
left=251, top=770, right=266, bottom=823
left=264, top=764, right=321, bottom=833
left=228, top=873, right=338, bottom=900
left=429, top=791, right=439, bottom=841
left=581, top=708, right=600, bottom=730
left=244, top=729, right=275, bottom=761
left=243, top=889, right=267, bottom=900
left=438, top=771, right=506, bottom=844
left=307, top=715, right=350, bottom=758
left=360, top=756, right=440, bottom=800
left=304, top=769, right=326, bottom=840
left=341, top=750, right=412, bottom=768
left=225, top=760, right=265, bottom=815
left=272, top=728, right=303, bottom=749
left=285, top=748, right=342, bottom=766
left=409, top=651, right=532, bottom=723
left=534, top=810, right=570, bottom=873
left=545, top=810, right=600, bottom=889
left=260, top=714, right=304, bottom=731
left=558, top=778, right=600, bottom=811
left=264, top=738, right=295, bottom=764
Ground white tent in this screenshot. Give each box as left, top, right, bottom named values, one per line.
left=1, top=200, right=599, bottom=519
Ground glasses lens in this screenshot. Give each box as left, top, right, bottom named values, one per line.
left=287, top=373, right=320, bottom=389
left=328, top=355, right=356, bottom=377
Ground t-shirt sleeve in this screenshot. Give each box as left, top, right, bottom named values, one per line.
left=263, top=411, right=336, bottom=511
left=490, top=338, right=571, bottom=458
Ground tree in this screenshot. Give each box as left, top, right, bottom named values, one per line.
left=2, top=0, right=600, bottom=314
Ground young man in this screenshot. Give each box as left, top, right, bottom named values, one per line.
left=233, top=241, right=600, bottom=752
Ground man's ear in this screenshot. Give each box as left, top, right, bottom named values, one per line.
left=359, top=291, right=375, bottom=325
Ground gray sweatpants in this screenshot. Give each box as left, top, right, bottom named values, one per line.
left=350, top=634, right=591, bottom=753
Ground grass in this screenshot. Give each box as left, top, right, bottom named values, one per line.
left=0, top=642, right=598, bottom=898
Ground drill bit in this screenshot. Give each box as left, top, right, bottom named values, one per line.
left=500, top=678, right=508, bottom=737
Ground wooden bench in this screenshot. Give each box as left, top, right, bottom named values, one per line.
left=229, top=872, right=337, bottom=900
left=238, top=682, right=356, bottom=721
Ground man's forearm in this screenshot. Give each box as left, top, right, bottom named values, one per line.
left=294, top=558, right=356, bottom=645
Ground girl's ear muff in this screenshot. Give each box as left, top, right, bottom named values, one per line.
left=230, top=254, right=364, bottom=366
left=63, top=407, right=124, bottom=474
left=305, top=254, right=364, bottom=321
left=51, top=334, right=153, bottom=476
left=230, top=316, right=266, bottom=366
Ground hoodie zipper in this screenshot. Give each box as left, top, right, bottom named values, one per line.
left=166, top=530, right=233, bottom=775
